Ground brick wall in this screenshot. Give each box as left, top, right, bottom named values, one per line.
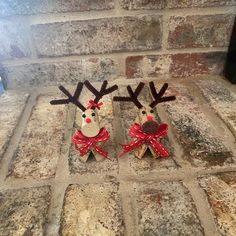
left=0, top=0, right=235, bottom=88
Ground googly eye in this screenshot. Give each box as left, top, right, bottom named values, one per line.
left=150, top=110, right=154, bottom=113
left=92, top=113, right=95, bottom=116
left=142, top=111, right=146, bottom=114
left=82, top=114, right=86, bottom=118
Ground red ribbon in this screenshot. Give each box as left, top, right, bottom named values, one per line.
left=86, top=100, right=103, bottom=110
left=120, top=123, right=169, bottom=158
left=72, top=128, right=110, bottom=158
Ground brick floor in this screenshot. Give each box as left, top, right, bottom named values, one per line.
left=0, top=77, right=236, bottom=235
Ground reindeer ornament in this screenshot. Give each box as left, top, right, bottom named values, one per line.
left=113, top=82, right=176, bottom=159
left=50, top=80, right=118, bottom=162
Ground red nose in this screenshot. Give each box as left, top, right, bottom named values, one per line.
left=147, top=116, right=153, bottom=121
left=85, top=118, right=91, bottom=123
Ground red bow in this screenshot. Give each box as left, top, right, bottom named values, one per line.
left=72, top=128, right=110, bottom=158
left=86, top=100, right=103, bottom=110
left=120, top=123, right=169, bottom=158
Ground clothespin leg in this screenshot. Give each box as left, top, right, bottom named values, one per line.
left=134, top=144, right=148, bottom=159
left=79, top=152, right=90, bottom=162
left=93, top=150, right=105, bottom=162
left=149, top=146, right=159, bottom=159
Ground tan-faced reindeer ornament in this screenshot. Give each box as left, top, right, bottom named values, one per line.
left=113, top=82, right=176, bottom=159
left=50, top=80, right=118, bottom=162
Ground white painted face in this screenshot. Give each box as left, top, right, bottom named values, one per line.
left=80, top=108, right=100, bottom=137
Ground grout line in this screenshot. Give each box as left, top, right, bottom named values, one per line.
left=0, top=90, right=37, bottom=183
left=45, top=182, right=67, bottom=236
left=184, top=179, right=220, bottom=236
left=1, top=47, right=228, bottom=67
left=1, top=164, right=236, bottom=191
left=45, top=101, right=76, bottom=235
left=119, top=181, right=139, bottom=236
left=1, top=6, right=235, bottom=25
left=161, top=8, right=169, bottom=51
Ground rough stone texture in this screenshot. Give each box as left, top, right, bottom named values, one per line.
left=167, top=0, right=236, bottom=8
left=117, top=86, right=177, bottom=174
left=0, top=0, right=114, bottom=17
left=9, top=95, right=66, bottom=179
left=163, top=84, right=234, bottom=167
left=126, top=52, right=226, bottom=78
left=120, top=0, right=165, bottom=9
left=0, top=91, right=28, bottom=160
left=170, top=52, right=227, bottom=78
left=195, top=79, right=236, bottom=136
left=0, top=186, right=51, bottom=236
left=31, top=15, right=162, bottom=57
left=69, top=94, right=119, bottom=175
left=4, top=58, right=119, bottom=88
left=126, top=55, right=171, bottom=78
left=120, top=0, right=236, bottom=9
left=0, top=22, right=31, bottom=60
left=199, top=172, right=236, bottom=236
left=60, top=182, right=124, bottom=235
left=134, top=181, right=204, bottom=235
left=168, top=14, right=234, bottom=49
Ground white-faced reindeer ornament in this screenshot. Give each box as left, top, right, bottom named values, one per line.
left=113, top=82, right=176, bottom=159
left=50, top=80, right=118, bottom=162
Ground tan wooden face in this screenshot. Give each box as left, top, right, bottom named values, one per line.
left=135, top=105, right=155, bottom=125
left=80, top=108, right=100, bottom=137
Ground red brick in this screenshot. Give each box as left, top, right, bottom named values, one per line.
left=120, top=0, right=236, bottom=9
left=168, top=15, right=234, bottom=49
left=120, top=0, right=165, bottom=9
left=170, top=52, right=227, bottom=77
left=126, top=52, right=226, bottom=78
left=0, top=23, right=31, bottom=60
left=4, top=58, right=119, bottom=88
left=31, top=15, right=162, bottom=57
left=167, top=0, right=236, bottom=8
left=0, top=0, right=114, bottom=17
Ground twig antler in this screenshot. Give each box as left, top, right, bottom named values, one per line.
left=84, top=80, right=118, bottom=104
left=149, top=82, right=176, bottom=108
left=50, top=82, right=86, bottom=111
left=113, top=82, right=145, bottom=109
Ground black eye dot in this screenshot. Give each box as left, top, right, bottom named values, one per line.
left=150, top=110, right=154, bottom=113
left=91, top=113, right=95, bottom=116
left=142, top=111, right=146, bottom=114
left=82, top=114, right=86, bottom=118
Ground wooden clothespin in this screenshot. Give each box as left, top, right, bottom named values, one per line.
left=113, top=82, right=176, bottom=159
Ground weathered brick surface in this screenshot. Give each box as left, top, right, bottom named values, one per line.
left=0, top=186, right=51, bottom=236
left=168, top=14, right=234, bottom=49
left=195, top=79, right=236, bottom=136
left=163, top=84, right=234, bottom=167
left=60, top=182, right=124, bottom=235
left=120, top=0, right=165, bottom=9
left=117, top=86, right=177, bottom=174
left=4, top=58, right=119, bottom=88
left=199, top=172, right=236, bottom=235
left=9, top=95, right=66, bottom=179
left=126, top=52, right=226, bottom=78
left=134, top=181, right=204, bottom=235
left=0, top=91, right=28, bottom=160
left=0, top=23, right=30, bottom=60
left=167, top=0, right=236, bottom=8
left=170, top=52, right=227, bottom=78
left=126, top=55, right=171, bottom=78
left=120, top=0, right=236, bottom=9
left=69, top=94, right=119, bottom=175
left=0, top=0, right=114, bottom=17
left=31, top=15, right=162, bottom=57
